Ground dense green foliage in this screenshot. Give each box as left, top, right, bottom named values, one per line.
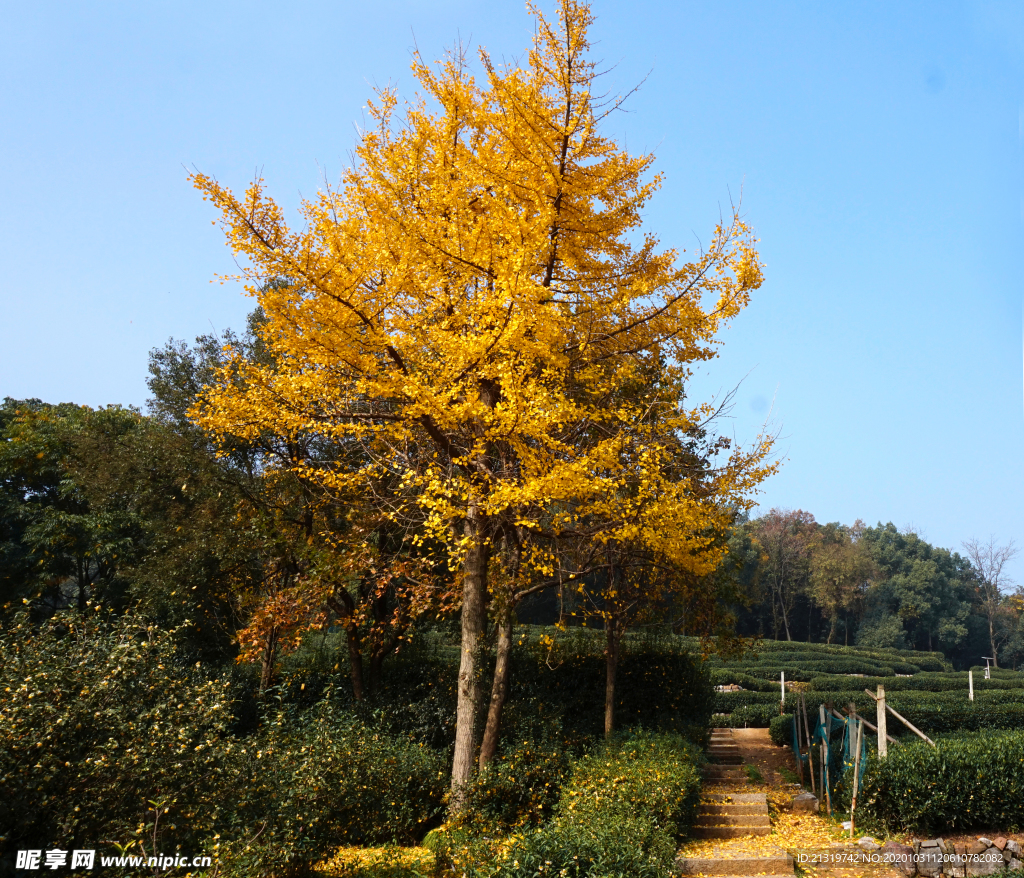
left=212, top=704, right=447, bottom=875
left=728, top=512, right=1023, bottom=671
left=859, top=731, right=1024, bottom=834
left=438, top=732, right=702, bottom=878
left=0, top=606, right=712, bottom=875
left=769, top=713, right=794, bottom=747
left=0, top=611, right=231, bottom=855
left=0, top=610, right=450, bottom=875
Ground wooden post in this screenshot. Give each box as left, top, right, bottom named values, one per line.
left=876, top=685, right=887, bottom=759
left=864, top=687, right=934, bottom=748
left=802, top=695, right=815, bottom=795
left=794, top=696, right=805, bottom=786
left=969, top=670, right=974, bottom=702
left=781, top=671, right=786, bottom=714
left=850, top=717, right=863, bottom=838
left=822, top=705, right=832, bottom=816
left=843, top=706, right=896, bottom=747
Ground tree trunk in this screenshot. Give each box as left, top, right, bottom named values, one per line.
left=827, top=614, right=837, bottom=645
left=479, top=611, right=514, bottom=771
left=781, top=599, right=792, bottom=641
left=259, top=625, right=279, bottom=694
left=345, top=625, right=365, bottom=702
left=604, top=619, right=621, bottom=739
left=989, top=615, right=999, bottom=669
left=450, top=507, right=490, bottom=807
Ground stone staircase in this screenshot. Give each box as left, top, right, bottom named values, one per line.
left=676, top=728, right=795, bottom=878
left=692, top=792, right=772, bottom=839
left=677, top=850, right=795, bottom=877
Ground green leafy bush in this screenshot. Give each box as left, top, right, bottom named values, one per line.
left=439, top=731, right=701, bottom=878
left=859, top=731, right=1024, bottom=833
left=466, top=815, right=675, bottom=878
left=556, top=731, right=703, bottom=837
left=809, top=672, right=1024, bottom=693
left=509, top=630, right=713, bottom=744
left=769, top=714, right=794, bottom=748
left=713, top=703, right=780, bottom=728
left=0, top=610, right=447, bottom=876
left=0, top=610, right=232, bottom=855
left=213, top=701, right=447, bottom=876
left=451, top=732, right=573, bottom=834
left=709, top=669, right=779, bottom=691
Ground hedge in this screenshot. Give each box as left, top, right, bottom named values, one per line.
left=810, top=672, right=1024, bottom=693
left=769, top=714, right=794, bottom=748
left=440, top=731, right=702, bottom=878
left=715, top=688, right=1024, bottom=732
left=859, top=731, right=1024, bottom=834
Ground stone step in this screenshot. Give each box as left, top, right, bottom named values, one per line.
left=704, top=793, right=768, bottom=804
left=690, top=825, right=773, bottom=839
left=696, top=814, right=772, bottom=828
left=710, top=755, right=745, bottom=764
left=700, top=803, right=769, bottom=816
left=677, top=854, right=794, bottom=876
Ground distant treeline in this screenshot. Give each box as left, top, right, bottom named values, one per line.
left=720, top=510, right=1023, bottom=670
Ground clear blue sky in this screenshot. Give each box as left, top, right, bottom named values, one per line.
left=2, top=1, right=1022, bottom=583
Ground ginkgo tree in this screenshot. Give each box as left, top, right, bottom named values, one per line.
left=191, top=0, right=776, bottom=801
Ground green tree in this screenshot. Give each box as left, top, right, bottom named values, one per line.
left=860, top=523, right=974, bottom=654
left=807, top=521, right=874, bottom=645
left=750, top=509, right=816, bottom=641
left=0, top=399, right=142, bottom=617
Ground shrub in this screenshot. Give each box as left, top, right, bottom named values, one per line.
left=769, top=714, right=794, bottom=748
left=451, top=732, right=574, bottom=834
left=213, top=701, right=447, bottom=875
left=510, top=630, right=713, bottom=744
left=364, top=629, right=713, bottom=751
left=709, top=669, right=779, bottom=691
left=439, top=731, right=702, bottom=878
left=713, top=704, right=780, bottom=728
left=472, top=815, right=675, bottom=878
left=0, top=610, right=448, bottom=876
left=556, top=731, right=703, bottom=838
left=884, top=692, right=1024, bottom=735
left=318, top=845, right=434, bottom=878
left=0, top=610, right=233, bottom=856
left=859, top=731, right=1024, bottom=834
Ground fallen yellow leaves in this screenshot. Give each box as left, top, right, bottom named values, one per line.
left=316, top=845, right=434, bottom=877
left=678, top=785, right=845, bottom=861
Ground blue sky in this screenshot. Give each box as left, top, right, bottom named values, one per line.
left=2, top=1, right=1022, bottom=583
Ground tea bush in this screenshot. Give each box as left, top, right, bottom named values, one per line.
left=769, top=714, right=794, bottom=748
left=556, top=731, right=703, bottom=837
left=212, top=701, right=447, bottom=876
left=451, top=730, right=574, bottom=835
left=439, top=731, right=702, bottom=878
left=508, top=630, right=713, bottom=744
left=461, top=814, right=676, bottom=878
left=0, top=611, right=448, bottom=875
left=859, top=731, right=1024, bottom=833
left=0, top=610, right=233, bottom=855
